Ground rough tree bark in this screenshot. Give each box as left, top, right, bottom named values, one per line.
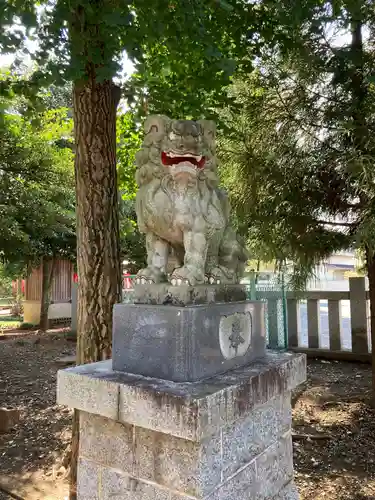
left=366, top=248, right=375, bottom=406
left=68, top=74, right=122, bottom=499
left=39, top=257, right=55, bottom=331
left=349, top=19, right=366, bottom=150
left=349, top=19, right=375, bottom=403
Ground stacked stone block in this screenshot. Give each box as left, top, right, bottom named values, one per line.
left=57, top=351, right=306, bottom=499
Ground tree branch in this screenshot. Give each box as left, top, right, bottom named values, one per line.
left=273, top=86, right=343, bottom=154
left=316, top=219, right=355, bottom=227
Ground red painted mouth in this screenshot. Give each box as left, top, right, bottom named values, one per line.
left=161, top=151, right=206, bottom=169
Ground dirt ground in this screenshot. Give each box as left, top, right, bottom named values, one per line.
left=0, top=330, right=74, bottom=499
left=1, top=332, right=375, bottom=499
left=293, top=359, right=375, bottom=500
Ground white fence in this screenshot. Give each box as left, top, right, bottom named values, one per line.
left=287, top=277, right=371, bottom=360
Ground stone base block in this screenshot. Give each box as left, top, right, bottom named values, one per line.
left=133, top=283, right=248, bottom=306
left=113, top=300, right=266, bottom=382
left=57, top=351, right=306, bottom=499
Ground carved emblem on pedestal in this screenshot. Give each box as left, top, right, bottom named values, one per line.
left=219, top=312, right=252, bottom=359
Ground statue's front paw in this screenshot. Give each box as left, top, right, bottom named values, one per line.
left=170, top=266, right=204, bottom=286
left=135, top=267, right=167, bottom=284
left=205, top=266, right=234, bottom=284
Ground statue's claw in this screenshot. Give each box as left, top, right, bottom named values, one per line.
left=136, top=267, right=167, bottom=284
left=205, top=266, right=234, bottom=285
left=170, top=266, right=204, bottom=286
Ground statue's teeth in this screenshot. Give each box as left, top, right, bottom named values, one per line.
left=166, top=151, right=201, bottom=160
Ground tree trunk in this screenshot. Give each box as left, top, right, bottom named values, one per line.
left=366, top=248, right=375, bottom=406
left=69, top=409, right=79, bottom=500
left=68, top=77, right=122, bottom=499
left=74, top=77, right=122, bottom=361
left=39, top=257, right=55, bottom=331
left=349, top=18, right=374, bottom=403
left=350, top=20, right=367, bottom=149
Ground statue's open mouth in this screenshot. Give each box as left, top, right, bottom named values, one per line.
left=161, top=151, right=206, bottom=169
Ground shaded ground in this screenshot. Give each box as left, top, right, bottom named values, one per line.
left=1, top=333, right=375, bottom=499
left=0, top=330, right=73, bottom=499
left=293, top=359, right=375, bottom=499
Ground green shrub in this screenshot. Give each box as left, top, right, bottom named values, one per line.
left=19, top=322, right=36, bottom=330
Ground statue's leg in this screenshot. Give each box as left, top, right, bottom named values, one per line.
left=205, top=232, right=222, bottom=283
left=170, top=229, right=208, bottom=285
left=205, top=233, right=220, bottom=269
left=172, top=246, right=185, bottom=269
left=136, top=233, right=169, bottom=284
left=217, top=227, right=245, bottom=284
left=204, top=230, right=235, bottom=284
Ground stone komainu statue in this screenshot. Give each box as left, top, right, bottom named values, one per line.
left=135, top=115, right=248, bottom=285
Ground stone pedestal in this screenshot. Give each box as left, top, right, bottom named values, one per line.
left=57, top=351, right=306, bottom=499
left=113, top=284, right=266, bottom=382
left=113, top=301, right=265, bottom=382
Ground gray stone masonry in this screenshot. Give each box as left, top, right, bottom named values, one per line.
left=57, top=351, right=306, bottom=499
left=112, top=300, right=266, bottom=382
left=133, top=284, right=248, bottom=306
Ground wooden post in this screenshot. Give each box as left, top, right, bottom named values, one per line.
left=349, top=277, right=369, bottom=354
left=328, top=300, right=341, bottom=351
left=287, top=299, right=299, bottom=348
left=307, top=299, right=320, bottom=348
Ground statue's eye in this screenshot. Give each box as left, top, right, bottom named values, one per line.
left=169, top=132, right=177, bottom=140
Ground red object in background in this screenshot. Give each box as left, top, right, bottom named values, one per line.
left=72, top=272, right=132, bottom=288
left=11, top=279, right=25, bottom=295
left=123, top=273, right=132, bottom=289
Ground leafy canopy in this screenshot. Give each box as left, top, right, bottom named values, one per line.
left=0, top=94, right=75, bottom=272
left=117, top=110, right=146, bottom=271
left=218, top=0, right=375, bottom=286
left=0, top=0, right=277, bottom=118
